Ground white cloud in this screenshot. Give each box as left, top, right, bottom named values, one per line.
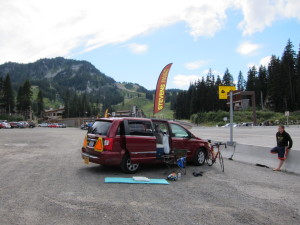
left=172, top=74, right=202, bottom=88
left=0, top=0, right=300, bottom=63
left=184, top=60, right=210, bottom=70
left=126, top=43, right=148, bottom=54
left=259, top=55, right=271, bottom=67
left=237, top=0, right=300, bottom=35
left=237, top=41, right=261, bottom=55
left=247, top=56, right=271, bottom=69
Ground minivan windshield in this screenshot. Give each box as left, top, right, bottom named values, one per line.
left=89, top=121, right=112, bottom=135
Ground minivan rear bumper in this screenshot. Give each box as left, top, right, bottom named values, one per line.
left=81, top=149, right=122, bottom=165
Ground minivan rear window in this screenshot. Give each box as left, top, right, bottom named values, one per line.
left=89, top=121, right=112, bottom=135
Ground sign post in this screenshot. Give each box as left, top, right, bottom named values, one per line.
left=219, top=86, right=236, bottom=146
left=229, top=91, right=234, bottom=145
left=285, top=111, right=289, bottom=126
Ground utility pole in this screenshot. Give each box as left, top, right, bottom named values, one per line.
left=261, top=91, right=264, bottom=110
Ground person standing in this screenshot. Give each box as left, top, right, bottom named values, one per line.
left=270, top=125, right=293, bottom=171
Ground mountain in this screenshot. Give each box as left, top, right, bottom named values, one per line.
left=0, top=57, right=125, bottom=107
left=0, top=57, right=176, bottom=118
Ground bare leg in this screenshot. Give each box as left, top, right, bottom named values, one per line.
left=273, top=160, right=284, bottom=171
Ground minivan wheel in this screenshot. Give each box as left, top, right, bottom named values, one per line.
left=121, top=154, right=140, bottom=174
left=193, top=148, right=206, bottom=166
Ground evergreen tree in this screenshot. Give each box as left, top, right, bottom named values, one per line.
left=246, top=66, right=257, bottom=91
left=22, top=80, right=33, bottom=118
left=222, top=68, right=234, bottom=86
left=257, top=66, right=268, bottom=107
left=0, top=77, right=3, bottom=109
left=70, top=92, right=78, bottom=117
left=63, top=89, right=71, bottom=118
left=37, top=89, right=44, bottom=117
left=174, top=40, right=300, bottom=117
left=280, top=39, right=296, bottom=110
left=237, top=71, right=245, bottom=91
left=296, top=45, right=300, bottom=108
left=16, top=85, right=24, bottom=112
left=2, top=74, right=15, bottom=113
left=215, top=75, right=222, bottom=86
left=267, top=55, right=282, bottom=111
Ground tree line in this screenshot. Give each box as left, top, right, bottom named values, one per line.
left=174, top=39, right=300, bottom=119
left=0, top=74, right=43, bottom=119
left=174, top=68, right=233, bottom=119
left=0, top=74, right=121, bottom=119
left=62, top=89, right=101, bottom=118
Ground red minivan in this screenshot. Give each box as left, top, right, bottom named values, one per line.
left=81, top=118, right=209, bottom=173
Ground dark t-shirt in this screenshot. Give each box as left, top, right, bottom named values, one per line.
left=276, top=131, right=293, bottom=149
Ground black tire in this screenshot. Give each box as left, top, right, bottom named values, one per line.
left=219, top=152, right=224, bottom=172
left=206, top=150, right=214, bottom=166
left=193, top=148, right=206, bottom=166
left=121, top=153, right=140, bottom=174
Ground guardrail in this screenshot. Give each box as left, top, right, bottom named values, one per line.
left=220, top=143, right=300, bottom=174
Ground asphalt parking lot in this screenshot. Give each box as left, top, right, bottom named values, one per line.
left=0, top=128, right=299, bottom=225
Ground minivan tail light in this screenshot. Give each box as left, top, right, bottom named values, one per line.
left=104, top=138, right=114, bottom=151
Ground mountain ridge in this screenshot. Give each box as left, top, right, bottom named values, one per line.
left=0, top=57, right=151, bottom=108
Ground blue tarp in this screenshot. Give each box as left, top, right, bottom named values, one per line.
left=105, top=177, right=169, bottom=185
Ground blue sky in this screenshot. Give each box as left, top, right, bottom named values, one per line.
left=1, top=0, right=300, bottom=90
left=75, top=14, right=300, bottom=90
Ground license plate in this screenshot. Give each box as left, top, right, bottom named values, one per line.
left=83, top=156, right=89, bottom=164
left=88, top=141, right=95, bottom=147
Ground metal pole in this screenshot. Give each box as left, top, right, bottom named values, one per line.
left=261, top=91, right=264, bottom=110
left=230, top=91, right=233, bottom=144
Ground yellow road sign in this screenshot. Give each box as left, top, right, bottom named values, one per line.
left=219, top=86, right=236, bottom=99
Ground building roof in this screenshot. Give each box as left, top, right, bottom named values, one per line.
left=43, top=108, right=65, bottom=113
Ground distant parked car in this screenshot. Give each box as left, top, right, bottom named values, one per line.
left=48, top=123, right=59, bottom=128
left=58, top=123, right=66, bottom=128
left=0, top=123, right=6, bottom=129
left=222, top=123, right=237, bottom=128
left=17, top=122, right=27, bottom=128
left=17, top=122, right=25, bottom=128
left=241, top=122, right=253, bottom=127
left=38, top=123, right=48, bottom=127
left=28, top=121, right=36, bottom=128
left=0, top=122, right=11, bottom=129
left=9, top=122, right=19, bottom=128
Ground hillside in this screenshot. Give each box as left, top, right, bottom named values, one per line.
left=0, top=57, right=124, bottom=107
left=114, top=83, right=174, bottom=119
left=0, top=57, right=175, bottom=118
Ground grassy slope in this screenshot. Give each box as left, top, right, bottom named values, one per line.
left=114, top=83, right=174, bottom=119
left=31, top=86, right=63, bottom=109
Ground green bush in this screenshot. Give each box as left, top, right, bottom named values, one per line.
left=0, top=114, right=24, bottom=122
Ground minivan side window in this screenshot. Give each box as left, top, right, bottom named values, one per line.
left=128, top=121, right=154, bottom=136
left=170, top=124, right=189, bottom=138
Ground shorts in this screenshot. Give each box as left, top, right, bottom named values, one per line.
left=270, top=146, right=289, bottom=160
